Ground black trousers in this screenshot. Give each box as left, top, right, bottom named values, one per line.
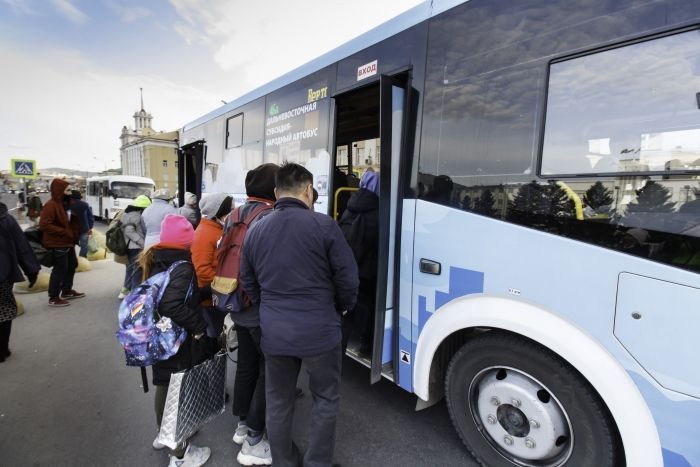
left=0, top=320, right=11, bottom=358
left=232, top=325, right=266, bottom=433
left=48, top=248, right=77, bottom=299
left=265, top=344, right=342, bottom=467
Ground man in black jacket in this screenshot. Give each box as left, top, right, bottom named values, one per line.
left=240, top=163, right=358, bottom=467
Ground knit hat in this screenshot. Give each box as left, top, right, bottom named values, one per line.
left=245, top=163, right=279, bottom=201
left=130, top=195, right=151, bottom=208
left=199, top=192, right=230, bottom=218
left=159, top=214, right=194, bottom=247
left=184, top=192, right=198, bottom=206
left=152, top=188, right=172, bottom=200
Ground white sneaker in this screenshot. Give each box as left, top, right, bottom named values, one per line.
left=237, top=438, right=272, bottom=466
left=232, top=421, right=248, bottom=445
left=167, top=444, right=211, bottom=467
left=153, top=436, right=166, bottom=450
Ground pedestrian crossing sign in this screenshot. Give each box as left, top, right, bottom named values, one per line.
left=11, top=159, right=37, bottom=179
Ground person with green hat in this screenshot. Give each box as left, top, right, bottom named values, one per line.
left=118, top=195, right=151, bottom=299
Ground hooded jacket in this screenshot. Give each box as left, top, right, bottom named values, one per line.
left=142, top=199, right=177, bottom=248
left=338, top=188, right=379, bottom=280
left=191, top=217, right=223, bottom=306
left=240, top=197, right=359, bottom=357
left=121, top=206, right=146, bottom=250
left=0, top=202, right=40, bottom=284
left=39, top=179, right=79, bottom=248
left=149, top=247, right=210, bottom=385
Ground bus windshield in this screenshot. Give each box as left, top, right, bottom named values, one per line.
left=110, top=182, right=153, bottom=199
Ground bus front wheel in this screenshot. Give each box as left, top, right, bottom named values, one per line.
left=445, top=332, right=623, bottom=467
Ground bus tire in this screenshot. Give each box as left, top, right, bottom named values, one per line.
left=445, top=331, right=623, bottom=467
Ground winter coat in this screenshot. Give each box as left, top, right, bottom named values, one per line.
left=179, top=205, right=201, bottom=229
left=150, top=247, right=211, bottom=386
left=142, top=199, right=177, bottom=248
left=121, top=207, right=146, bottom=250
left=0, top=202, right=41, bottom=284
left=68, top=197, right=94, bottom=235
left=240, top=197, right=359, bottom=357
left=191, top=218, right=222, bottom=306
left=338, top=189, right=379, bottom=281
left=39, top=179, right=79, bottom=248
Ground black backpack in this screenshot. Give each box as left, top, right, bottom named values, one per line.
left=23, top=226, right=52, bottom=268
left=106, top=213, right=128, bottom=256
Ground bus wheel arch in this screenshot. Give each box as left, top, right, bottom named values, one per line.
left=413, top=295, right=662, bottom=467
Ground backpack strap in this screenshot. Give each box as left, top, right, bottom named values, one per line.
left=157, top=260, right=196, bottom=303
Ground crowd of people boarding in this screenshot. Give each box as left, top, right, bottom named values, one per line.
left=0, top=162, right=381, bottom=467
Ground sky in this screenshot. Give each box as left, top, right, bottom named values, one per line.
left=0, top=0, right=425, bottom=171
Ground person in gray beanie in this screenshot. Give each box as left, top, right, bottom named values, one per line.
left=199, top=192, right=232, bottom=220
left=179, top=192, right=201, bottom=229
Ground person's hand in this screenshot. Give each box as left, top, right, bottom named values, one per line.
left=194, top=332, right=204, bottom=340
left=27, top=273, right=38, bottom=288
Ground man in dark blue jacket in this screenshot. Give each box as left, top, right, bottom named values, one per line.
left=240, top=162, right=358, bottom=467
left=68, top=190, right=94, bottom=257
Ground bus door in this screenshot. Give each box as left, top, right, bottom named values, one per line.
left=178, top=140, right=206, bottom=207
left=332, top=72, right=412, bottom=384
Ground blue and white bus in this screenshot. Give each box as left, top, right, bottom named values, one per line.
left=178, top=1, right=700, bottom=465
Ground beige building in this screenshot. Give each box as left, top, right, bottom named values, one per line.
left=119, top=95, right=179, bottom=191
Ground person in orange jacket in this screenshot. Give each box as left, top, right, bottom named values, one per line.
left=191, top=192, right=233, bottom=337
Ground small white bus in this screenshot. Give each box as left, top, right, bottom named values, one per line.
left=86, top=175, right=155, bottom=220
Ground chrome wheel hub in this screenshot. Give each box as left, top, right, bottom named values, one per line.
left=469, top=367, right=573, bottom=466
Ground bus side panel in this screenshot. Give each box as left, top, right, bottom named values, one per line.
left=410, top=200, right=700, bottom=465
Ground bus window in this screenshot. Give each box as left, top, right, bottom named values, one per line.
left=110, top=182, right=153, bottom=199
left=541, top=30, right=700, bottom=177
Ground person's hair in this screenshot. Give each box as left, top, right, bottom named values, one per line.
left=137, top=247, right=156, bottom=282
left=214, top=196, right=233, bottom=220
left=275, top=162, right=313, bottom=194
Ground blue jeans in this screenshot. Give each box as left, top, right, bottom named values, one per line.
left=123, top=249, right=142, bottom=291
left=78, top=232, right=89, bottom=258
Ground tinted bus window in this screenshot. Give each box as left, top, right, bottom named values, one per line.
left=226, top=114, right=243, bottom=149
left=541, top=30, right=700, bottom=176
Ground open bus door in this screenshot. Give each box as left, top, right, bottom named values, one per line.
left=331, top=72, right=413, bottom=384
left=371, top=74, right=411, bottom=384
left=178, top=140, right=205, bottom=207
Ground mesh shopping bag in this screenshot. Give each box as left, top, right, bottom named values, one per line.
left=156, top=350, right=227, bottom=449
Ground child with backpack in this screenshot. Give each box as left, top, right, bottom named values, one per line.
left=118, top=195, right=151, bottom=299
left=137, top=214, right=214, bottom=467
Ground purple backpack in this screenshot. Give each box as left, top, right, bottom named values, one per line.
left=116, top=260, right=193, bottom=367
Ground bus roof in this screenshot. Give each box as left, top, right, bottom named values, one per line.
left=86, top=175, right=155, bottom=185
left=182, top=0, right=467, bottom=132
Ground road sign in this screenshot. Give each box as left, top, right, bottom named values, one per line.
left=11, top=159, right=38, bottom=179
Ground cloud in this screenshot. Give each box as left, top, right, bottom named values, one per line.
left=103, top=1, right=151, bottom=22
left=0, top=44, right=222, bottom=171
left=49, top=0, right=88, bottom=24
left=168, top=0, right=424, bottom=99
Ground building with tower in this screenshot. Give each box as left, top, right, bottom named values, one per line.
left=119, top=89, right=179, bottom=191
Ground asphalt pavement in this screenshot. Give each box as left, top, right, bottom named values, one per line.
left=0, top=211, right=477, bottom=467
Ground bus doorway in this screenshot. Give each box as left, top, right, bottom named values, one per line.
left=178, top=140, right=205, bottom=208
left=333, top=73, right=411, bottom=384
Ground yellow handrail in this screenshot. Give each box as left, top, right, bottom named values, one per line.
left=556, top=181, right=584, bottom=220
left=333, top=187, right=359, bottom=219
